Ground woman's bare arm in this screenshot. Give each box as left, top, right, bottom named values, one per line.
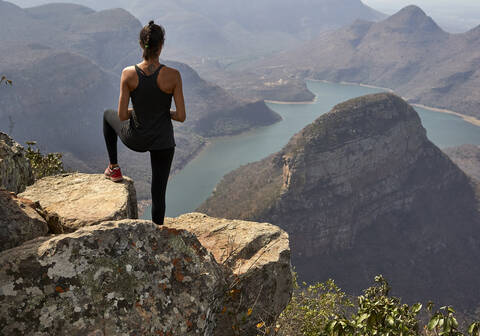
left=118, top=69, right=131, bottom=121
left=170, top=70, right=186, bottom=123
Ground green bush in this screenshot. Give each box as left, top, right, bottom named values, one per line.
left=275, top=275, right=480, bottom=336
left=276, top=274, right=353, bottom=336
left=25, top=141, right=65, bottom=179
left=321, top=275, right=421, bottom=336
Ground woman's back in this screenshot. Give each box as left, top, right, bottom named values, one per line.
left=119, top=64, right=183, bottom=152
left=129, top=64, right=174, bottom=151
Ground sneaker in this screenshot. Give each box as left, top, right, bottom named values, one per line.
left=104, top=166, right=123, bottom=182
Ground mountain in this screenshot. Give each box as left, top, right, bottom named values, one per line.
left=0, top=1, right=280, bottom=199
left=0, top=42, right=118, bottom=156
left=254, top=5, right=480, bottom=118
left=162, top=60, right=281, bottom=137
left=0, top=1, right=140, bottom=72
left=5, top=0, right=385, bottom=65
left=198, top=93, right=480, bottom=310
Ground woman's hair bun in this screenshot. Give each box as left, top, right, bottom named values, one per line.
left=148, top=20, right=155, bottom=26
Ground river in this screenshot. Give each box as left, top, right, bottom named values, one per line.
left=142, top=80, right=480, bottom=218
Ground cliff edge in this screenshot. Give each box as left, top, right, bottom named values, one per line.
left=0, top=133, right=293, bottom=335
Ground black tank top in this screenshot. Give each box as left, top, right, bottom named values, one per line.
left=126, top=64, right=175, bottom=151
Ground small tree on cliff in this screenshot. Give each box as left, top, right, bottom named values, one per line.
left=1, top=75, right=12, bottom=86
left=25, top=141, right=66, bottom=179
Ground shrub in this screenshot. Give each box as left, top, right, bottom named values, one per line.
left=1, top=75, right=12, bottom=86
left=275, top=275, right=480, bottom=336
left=25, top=141, right=65, bottom=179
left=276, top=274, right=353, bottom=336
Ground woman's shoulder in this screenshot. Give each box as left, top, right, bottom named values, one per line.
left=122, top=65, right=137, bottom=74
left=160, top=65, right=181, bottom=83
left=161, top=65, right=180, bottom=76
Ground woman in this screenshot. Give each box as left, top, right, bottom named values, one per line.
left=103, top=21, right=186, bottom=225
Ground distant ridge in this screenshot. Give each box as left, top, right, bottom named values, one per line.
left=4, top=0, right=386, bottom=63
left=255, top=5, right=480, bottom=119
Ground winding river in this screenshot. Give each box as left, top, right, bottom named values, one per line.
left=143, top=80, right=480, bottom=219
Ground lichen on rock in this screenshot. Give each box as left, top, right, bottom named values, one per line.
left=0, top=220, right=225, bottom=335
left=165, top=213, right=293, bottom=336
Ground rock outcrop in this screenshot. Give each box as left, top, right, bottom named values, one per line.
left=165, top=213, right=292, bottom=335
left=0, top=220, right=224, bottom=335
left=199, top=93, right=480, bottom=309
left=0, top=132, right=34, bottom=194
left=444, top=144, right=480, bottom=182
left=0, top=189, right=48, bottom=252
left=19, top=173, right=138, bottom=233
left=0, top=134, right=293, bottom=335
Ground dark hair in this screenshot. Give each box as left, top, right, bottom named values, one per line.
left=139, top=20, right=165, bottom=60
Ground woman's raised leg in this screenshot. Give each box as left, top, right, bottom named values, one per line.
left=103, top=109, right=123, bottom=165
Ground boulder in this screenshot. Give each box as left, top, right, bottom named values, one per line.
left=165, top=213, right=293, bottom=336
left=0, top=132, right=34, bottom=194
left=0, top=220, right=225, bottom=336
left=19, top=173, right=138, bottom=233
left=0, top=189, right=49, bottom=252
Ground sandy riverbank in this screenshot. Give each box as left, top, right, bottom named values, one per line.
left=265, top=96, right=318, bottom=105
left=411, top=103, right=480, bottom=127
left=306, top=79, right=480, bottom=127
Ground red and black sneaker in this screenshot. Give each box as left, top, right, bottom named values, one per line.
left=104, top=166, right=123, bottom=182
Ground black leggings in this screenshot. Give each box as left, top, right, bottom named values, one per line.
left=103, top=110, right=174, bottom=225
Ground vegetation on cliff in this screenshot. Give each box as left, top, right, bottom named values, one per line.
left=24, top=141, right=65, bottom=180
left=274, top=275, right=480, bottom=336
left=0, top=75, right=11, bottom=86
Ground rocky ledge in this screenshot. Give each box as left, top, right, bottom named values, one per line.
left=0, top=133, right=293, bottom=335
left=165, top=213, right=292, bottom=335
left=0, top=220, right=224, bottom=336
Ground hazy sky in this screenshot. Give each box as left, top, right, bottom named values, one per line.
left=363, top=0, right=480, bottom=32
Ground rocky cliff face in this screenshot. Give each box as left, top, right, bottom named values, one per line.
left=444, top=144, right=480, bottom=182
left=165, top=213, right=292, bottom=335
left=199, top=93, right=480, bottom=309
left=0, top=220, right=226, bottom=336
left=0, top=189, right=48, bottom=252
left=0, top=132, right=34, bottom=193
left=0, top=134, right=293, bottom=335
